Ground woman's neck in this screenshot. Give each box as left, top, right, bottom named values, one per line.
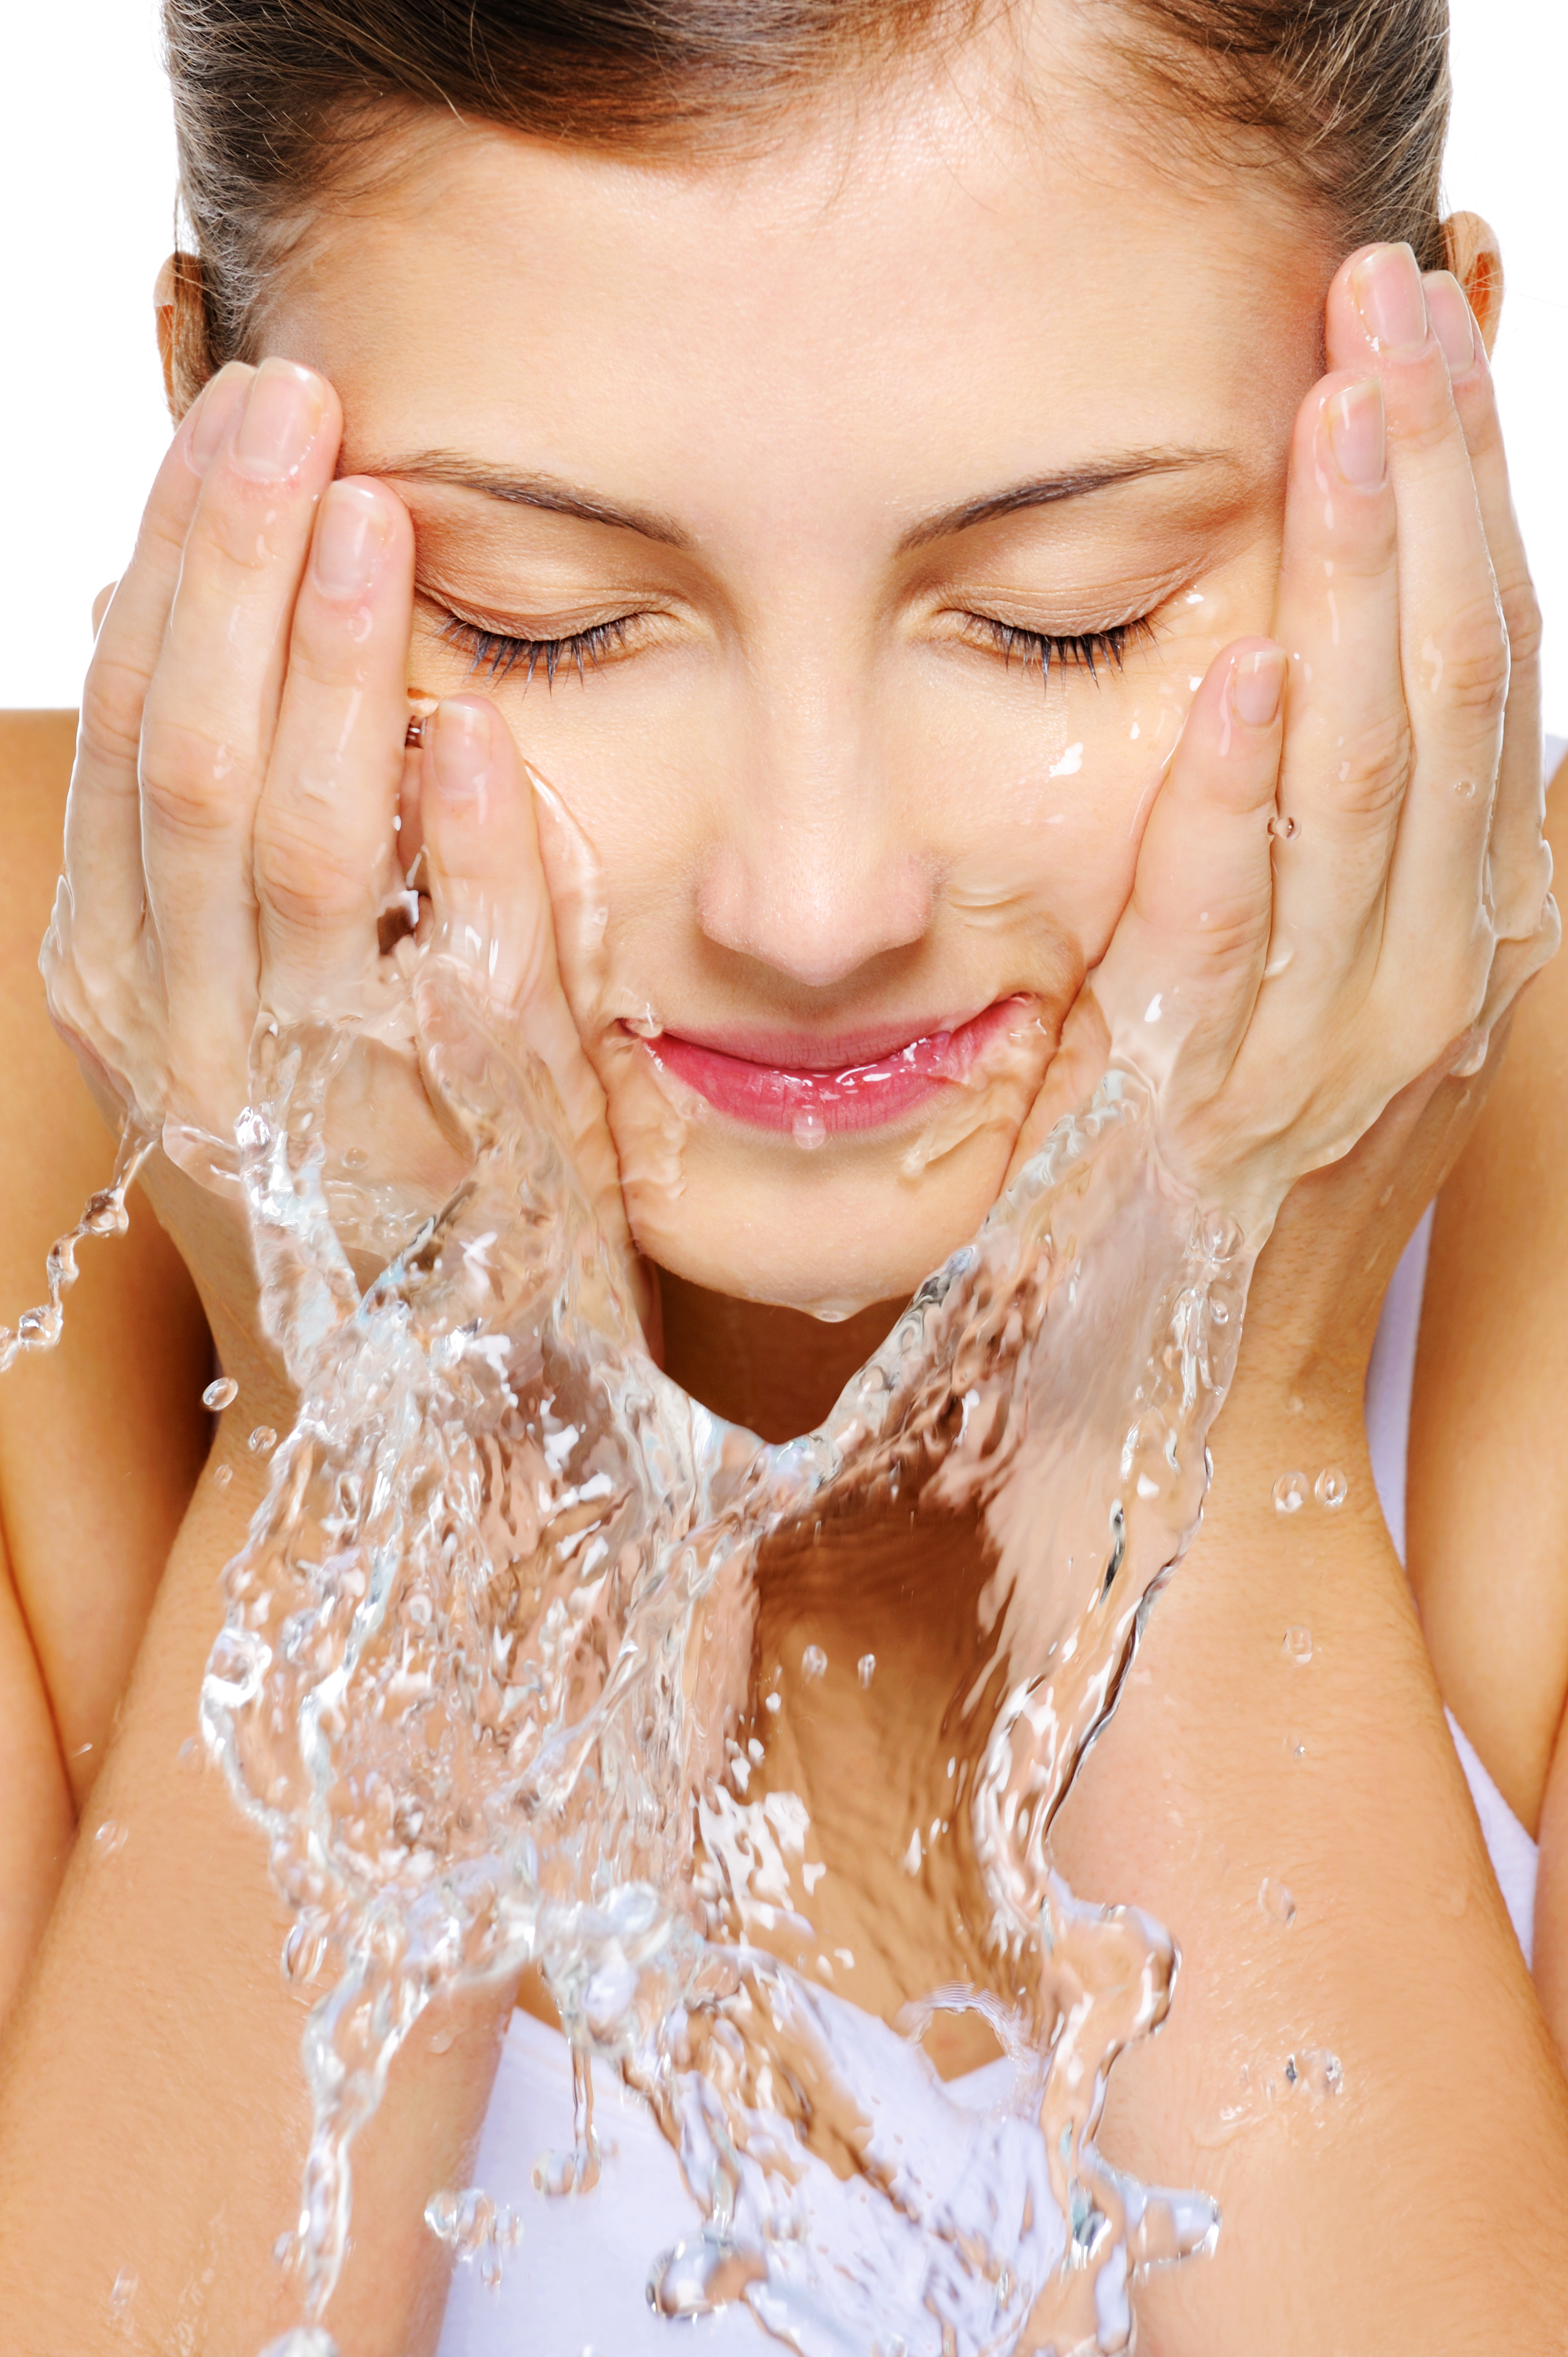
left=655, top=1269, right=906, bottom=1443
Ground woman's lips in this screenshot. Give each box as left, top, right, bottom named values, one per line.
left=633, top=1000, right=1025, bottom=1136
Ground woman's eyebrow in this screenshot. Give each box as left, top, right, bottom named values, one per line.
left=357, top=443, right=1233, bottom=554
left=896, top=449, right=1236, bottom=550
left=356, top=450, right=689, bottom=547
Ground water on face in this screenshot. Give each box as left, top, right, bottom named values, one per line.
left=21, top=926, right=1257, bottom=2356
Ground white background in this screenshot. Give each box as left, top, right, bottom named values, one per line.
left=2, top=1, right=1563, bottom=725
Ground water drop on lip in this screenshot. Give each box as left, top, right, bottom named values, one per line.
left=213, top=1463, right=233, bottom=1489
left=1450, top=1030, right=1489, bottom=1078
left=1258, top=1875, right=1297, bottom=1927
left=1314, top=1466, right=1348, bottom=1510
left=1272, top=1470, right=1308, bottom=1514
left=249, top=1425, right=278, bottom=1455
left=1282, top=1625, right=1313, bottom=1665
left=95, top=1818, right=128, bottom=1857
left=203, top=1375, right=239, bottom=1411
left=857, top=1653, right=876, bottom=1687
left=1454, top=776, right=1478, bottom=799
left=341, top=1144, right=370, bottom=1171
left=801, top=1644, right=827, bottom=1681
left=791, top=1109, right=827, bottom=1151
left=1263, top=941, right=1294, bottom=978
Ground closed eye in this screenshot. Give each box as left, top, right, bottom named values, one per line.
left=437, top=610, right=643, bottom=686
left=961, top=615, right=1154, bottom=683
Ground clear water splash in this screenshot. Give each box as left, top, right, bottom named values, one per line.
left=20, top=938, right=1256, bottom=2354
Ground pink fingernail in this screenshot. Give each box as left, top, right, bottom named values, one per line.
left=188, top=363, right=252, bottom=472
left=433, top=700, right=492, bottom=808
left=1327, top=379, right=1386, bottom=492
left=313, top=480, right=389, bottom=600
left=1425, top=272, right=1477, bottom=377
left=1232, top=647, right=1286, bottom=729
left=234, top=357, right=324, bottom=481
left=1351, top=243, right=1428, bottom=357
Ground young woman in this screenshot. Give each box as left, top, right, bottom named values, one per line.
left=2, top=2, right=1568, bottom=2349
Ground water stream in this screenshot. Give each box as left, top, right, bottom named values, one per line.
left=17, top=922, right=1255, bottom=2355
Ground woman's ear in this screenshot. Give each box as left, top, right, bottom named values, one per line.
left=153, top=251, right=214, bottom=423
left=1441, top=211, right=1505, bottom=357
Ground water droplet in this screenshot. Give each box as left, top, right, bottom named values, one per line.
left=801, top=1644, right=827, bottom=1681
left=1314, top=1466, right=1348, bottom=1510
left=249, top=1425, right=278, bottom=1456
left=1453, top=777, right=1477, bottom=799
left=1143, top=993, right=1164, bottom=1023
left=791, top=1109, right=827, bottom=1151
left=1262, top=941, right=1294, bottom=978
left=764, top=1692, right=782, bottom=1713
left=341, top=1144, right=370, bottom=1170
left=109, top=2265, right=138, bottom=2325
left=857, top=1653, right=876, bottom=1687
left=95, top=1819, right=128, bottom=1858
left=1258, top=1876, right=1297, bottom=1927
left=1451, top=1030, right=1489, bottom=1078
left=1290, top=2047, right=1343, bottom=2101
left=1272, top=1471, right=1308, bottom=1514
left=203, top=1376, right=239, bottom=1411
left=1268, top=812, right=1299, bottom=840
left=214, top=1463, right=233, bottom=1489
left=1282, top=1626, right=1313, bottom=1665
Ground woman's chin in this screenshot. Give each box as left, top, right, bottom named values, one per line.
left=624, top=1118, right=1018, bottom=1321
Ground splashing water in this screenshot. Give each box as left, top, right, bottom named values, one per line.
left=18, top=934, right=1263, bottom=2353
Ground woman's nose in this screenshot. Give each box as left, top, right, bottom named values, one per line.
left=695, top=691, right=934, bottom=990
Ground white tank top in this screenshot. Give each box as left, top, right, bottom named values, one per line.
left=439, top=744, right=1566, bottom=2349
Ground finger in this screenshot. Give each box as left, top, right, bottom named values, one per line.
left=1325, top=246, right=1503, bottom=1013
left=1425, top=270, right=1551, bottom=946
left=138, top=359, right=340, bottom=1087
left=1265, top=369, right=1402, bottom=989
left=421, top=700, right=624, bottom=1225
left=64, top=364, right=252, bottom=961
left=252, top=477, right=413, bottom=1016
left=1018, top=642, right=1282, bottom=1166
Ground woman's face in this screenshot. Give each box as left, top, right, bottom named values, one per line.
left=271, top=24, right=1331, bottom=1316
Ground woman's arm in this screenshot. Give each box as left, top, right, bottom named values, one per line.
left=1051, top=1077, right=1568, bottom=2350
left=1409, top=745, right=1568, bottom=2041
left=0, top=1434, right=515, bottom=2354
left=0, top=711, right=210, bottom=2008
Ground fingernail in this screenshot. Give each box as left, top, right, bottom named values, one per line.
left=234, top=357, right=324, bottom=481
left=188, top=363, right=252, bottom=472
left=1425, top=271, right=1477, bottom=377
left=313, top=480, right=390, bottom=600
left=1327, top=378, right=1386, bottom=491
left=1232, top=646, right=1286, bottom=729
left=1352, top=243, right=1428, bottom=356
left=433, top=699, right=492, bottom=807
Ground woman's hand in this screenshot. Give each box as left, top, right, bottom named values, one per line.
left=44, top=359, right=633, bottom=1371
left=1014, top=241, right=1556, bottom=1244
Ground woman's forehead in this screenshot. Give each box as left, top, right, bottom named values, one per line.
left=285, top=65, right=1328, bottom=549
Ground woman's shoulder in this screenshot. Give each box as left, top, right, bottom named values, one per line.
left=1409, top=742, right=1568, bottom=1835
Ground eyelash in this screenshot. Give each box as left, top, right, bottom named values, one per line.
left=966, top=616, right=1153, bottom=683
left=437, top=610, right=1154, bottom=689
left=440, top=612, right=637, bottom=686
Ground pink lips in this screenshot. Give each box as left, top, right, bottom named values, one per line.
left=635, top=1000, right=1023, bottom=1136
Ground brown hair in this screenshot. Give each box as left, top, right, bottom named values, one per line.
left=160, top=0, right=1451, bottom=414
